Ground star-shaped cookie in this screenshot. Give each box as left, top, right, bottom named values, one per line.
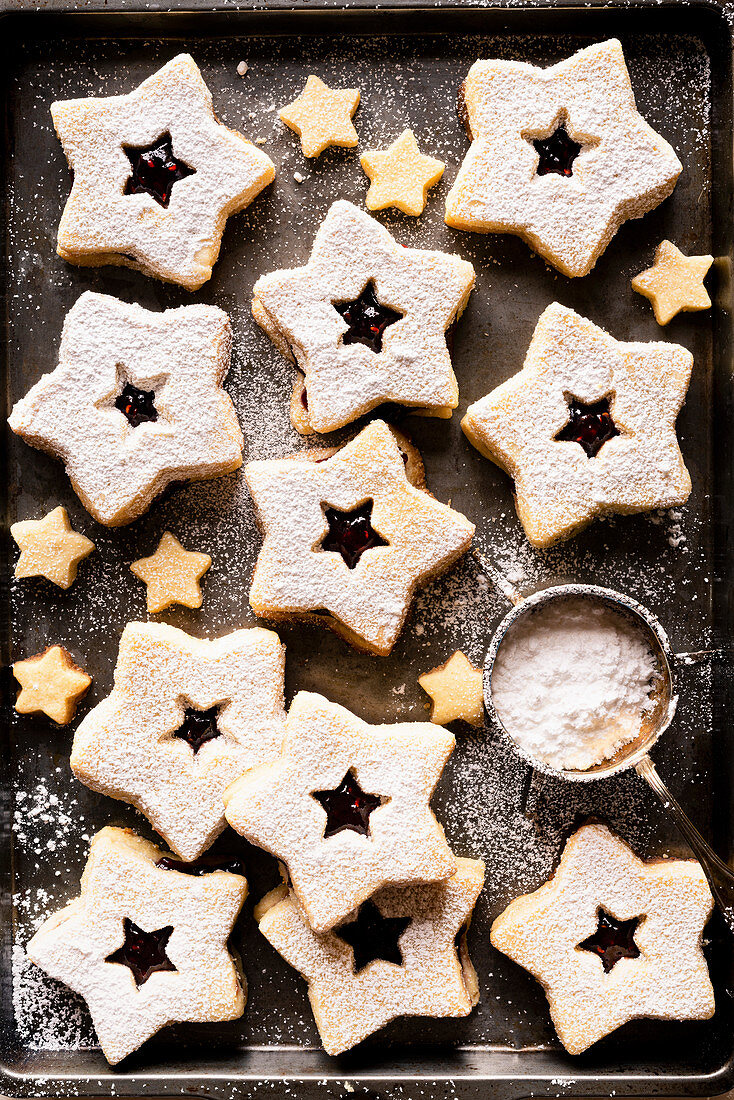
left=418, top=651, right=484, bottom=726
left=11, top=506, right=94, bottom=589
left=71, top=622, right=286, bottom=860
left=13, top=645, right=92, bottom=725
left=223, top=690, right=457, bottom=933
left=279, top=76, right=360, bottom=158
left=8, top=292, right=243, bottom=527
left=131, top=531, right=211, bottom=613
left=26, top=826, right=247, bottom=1064
left=360, top=130, right=445, bottom=216
left=445, top=39, right=682, bottom=277
left=245, top=418, right=475, bottom=654
left=252, top=201, right=475, bottom=434
left=52, top=53, right=275, bottom=290
left=490, top=823, right=714, bottom=1054
left=631, top=240, right=713, bottom=325
left=462, top=302, right=693, bottom=547
left=258, top=856, right=485, bottom=1055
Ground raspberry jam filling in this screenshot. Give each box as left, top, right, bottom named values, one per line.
left=156, top=855, right=246, bottom=876
left=555, top=397, right=619, bottom=458
left=123, top=132, right=196, bottom=208
left=321, top=501, right=388, bottom=569
left=312, top=769, right=383, bottom=838
left=578, top=908, right=641, bottom=973
left=173, top=705, right=221, bottom=754
left=533, top=124, right=582, bottom=178
left=334, top=281, right=402, bottom=354
left=105, top=917, right=177, bottom=987
left=114, top=382, right=158, bottom=428
left=336, top=900, right=411, bottom=973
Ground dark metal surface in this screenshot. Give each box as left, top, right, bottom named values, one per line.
left=1, top=3, right=733, bottom=1097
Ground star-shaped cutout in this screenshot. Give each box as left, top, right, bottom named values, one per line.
left=258, top=856, right=485, bottom=1054
left=51, top=53, right=275, bottom=290
left=577, top=908, right=641, bottom=973
left=418, top=651, right=485, bottom=727
left=224, top=690, right=457, bottom=933
left=279, top=75, right=360, bottom=158
left=252, top=200, right=475, bottom=433
left=8, top=292, right=243, bottom=527
left=490, top=823, right=714, bottom=1055
left=26, top=826, right=247, bottom=1064
left=334, top=282, right=403, bottom=354
left=13, top=645, right=91, bottom=725
left=320, top=500, right=390, bottom=568
left=445, top=40, right=682, bottom=277
left=312, top=770, right=385, bottom=838
left=11, top=505, right=94, bottom=589
left=71, top=622, right=286, bottom=860
left=130, top=531, right=212, bottom=614
left=462, top=302, right=693, bottom=548
left=632, top=240, right=714, bottom=325
left=360, top=129, right=445, bottom=216
left=245, top=419, right=474, bottom=654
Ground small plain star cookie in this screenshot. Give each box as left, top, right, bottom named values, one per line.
left=245, top=418, right=475, bottom=655
left=130, top=531, right=212, bottom=613
left=224, top=690, right=457, bottom=934
left=462, top=302, right=693, bottom=548
left=258, top=856, right=484, bottom=1055
left=52, top=53, right=275, bottom=290
left=418, top=651, right=485, bottom=726
left=631, top=240, right=713, bottom=325
left=71, top=622, right=286, bottom=861
left=252, top=200, right=475, bottom=434
left=8, top=292, right=243, bottom=527
left=279, top=75, right=360, bottom=157
left=445, top=39, right=682, bottom=277
left=490, top=823, right=714, bottom=1055
left=11, top=506, right=94, bottom=589
left=360, top=130, right=445, bottom=216
left=26, top=826, right=247, bottom=1064
left=13, top=645, right=91, bottom=725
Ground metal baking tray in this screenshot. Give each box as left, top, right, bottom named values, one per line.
left=1, top=1, right=733, bottom=1096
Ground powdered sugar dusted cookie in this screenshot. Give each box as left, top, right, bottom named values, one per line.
left=258, top=856, right=484, bottom=1054
left=71, top=622, right=286, bottom=861
left=8, top=292, right=243, bottom=527
left=252, top=201, right=474, bottom=433
left=462, top=302, right=692, bottom=548
left=224, top=690, right=456, bottom=933
left=26, top=827, right=247, bottom=1064
left=245, top=418, right=475, bottom=654
left=445, top=40, right=682, bottom=278
left=52, top=53, right=275, bottom=290
left=491, top=823, right=714, bottom=1055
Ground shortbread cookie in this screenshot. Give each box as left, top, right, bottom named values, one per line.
left=279, top=76, right=360, bottom=157
left=258, top=856, right=484, bottom=1055
left=631, top=240, right=713, bottom=325
left=419, top=651, right=484, bottom=726
left=8, top=292, right=243, bottom=527
left=71, top=622, right=286, bottom=861
left=26, top=827, right=247, bottom=1064
left=462, top=302, right=692, bottom=547
left=130, top=531, right=211, bottom=613
left=360, top=130, right=445, bottom=216
left=491, top=823, right=714, bottom=1055
left=245, top=418, right=475, bottom=654
left=445, top=40, right=682, bottom=277
left=224, top=690, right=456, bottom=933
left=52, top=53, right=274, bottom=290
left=11, top=506, right=94, bottom=589
left=13, top=645, right=91, bottom=725
left=252, top=200, right=474, bottom=432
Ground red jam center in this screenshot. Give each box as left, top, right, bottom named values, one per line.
left=533, top=124, right=582, bottom=177
left=173, top=706, right=221, bottom=754
left=321, top=501, right=388, bottom=569
left=578, top=908, right=641, bottom=973
left=555, top=397, right=619, bottom=458
left=156, top=854, right=246, bottom=876
left=312, top=770, right=383, bottom=838
left=334, top=282, right=403, bottom=354
left=115, top=382, right=158, bottom=428
left=105, top=917, right=177, bottom=987
left=336, top=900, right=411, bottom=973
left=123, top=132, right=196, bottom=208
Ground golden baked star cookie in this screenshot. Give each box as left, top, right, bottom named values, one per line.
left=279, top=76, right=360, bottom=158
left=491, top=823, right=714, bottom=1055
left=631, top=240, right=713, bottom=325
left=11, top=506, right=94, bottom=589
left=13, top=645, right=91, bottom=725
left=130, top=531, right=212, bottom=613
left=360, top=130, right=445, bottom=216
left=418, top=651, right=484, bottom=726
